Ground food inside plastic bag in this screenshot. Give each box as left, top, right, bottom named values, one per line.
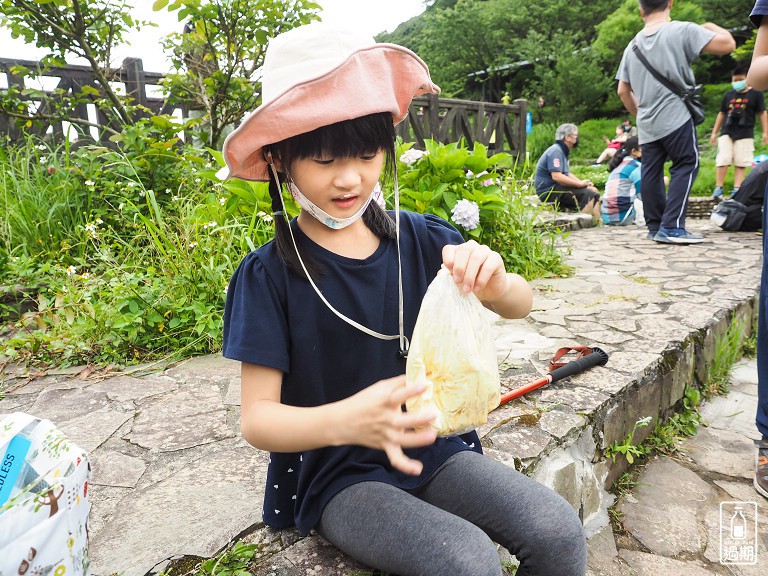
left=405, top=267, right=500, bottom=436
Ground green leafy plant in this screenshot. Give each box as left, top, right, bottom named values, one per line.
left=604, top=416, right=653, bottom=464
left=198, top=542, right=257, bottom=576
left=393, top=138, right=512, bottom=243
left=645, top=387, right=702, bottom=455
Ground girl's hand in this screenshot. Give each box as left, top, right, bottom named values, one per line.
left=442, top=240, right=507, bottom=302
left=342, top=375, right=437, bottom=475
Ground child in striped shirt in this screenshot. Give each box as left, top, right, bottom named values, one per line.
left=601, top=137, right=642, bottom=225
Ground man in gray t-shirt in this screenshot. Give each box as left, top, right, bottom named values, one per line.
left=615, top=0, right=734, bottom=245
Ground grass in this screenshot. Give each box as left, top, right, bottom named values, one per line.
left=703, top=317, right=747, bottom=400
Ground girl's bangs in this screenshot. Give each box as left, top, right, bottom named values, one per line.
left=286, top=112, right=395, bottom=161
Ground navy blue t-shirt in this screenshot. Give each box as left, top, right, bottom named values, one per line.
left=534, top=141, right=570, bottom=195
left=222, top=211, right=482, bottom=534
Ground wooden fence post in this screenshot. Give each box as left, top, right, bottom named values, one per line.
left=122, top=57, right=148, bottom=109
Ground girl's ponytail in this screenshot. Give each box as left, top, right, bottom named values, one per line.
left=266, top=163, right=323, bottom=280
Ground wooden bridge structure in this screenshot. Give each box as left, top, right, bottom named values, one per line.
left=0, top=57, right=527, bottom=157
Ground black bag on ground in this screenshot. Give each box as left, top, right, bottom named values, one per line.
left=712, top=161, right=768, bottom=231
left=710, top=199, right=753, bottom=231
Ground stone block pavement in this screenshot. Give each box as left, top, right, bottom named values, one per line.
left=0, top=217, right=766, bottom=575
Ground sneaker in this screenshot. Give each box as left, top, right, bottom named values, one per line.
left=729, top=187, right=740, bottom=199
left=712, top=186, right=724, bottom=198
left=653, top=227, right=705, bottom=244
left=756, top=438, right=768, bottom=499
left=646, top=229, right=658, bottom=239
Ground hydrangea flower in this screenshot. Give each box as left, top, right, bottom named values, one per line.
left=399, top=148, right=427, bottom=166
left=451, top=199, right=480, bottom=230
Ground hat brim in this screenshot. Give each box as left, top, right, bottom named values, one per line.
left=221, top=44, right=440, bottom=181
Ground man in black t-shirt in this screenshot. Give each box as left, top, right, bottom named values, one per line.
left=710, top=64, right=768, bottom=198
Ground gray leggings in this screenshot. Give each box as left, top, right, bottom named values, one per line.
left=316, top=451, right=587, bottom=576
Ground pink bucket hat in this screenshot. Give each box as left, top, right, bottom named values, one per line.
left=219, top=22, right=440, bottom=182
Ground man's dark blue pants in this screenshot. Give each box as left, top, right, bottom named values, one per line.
left=640, top=119, right=700, bottom=232
left=758, top=180, right=768, bottom=440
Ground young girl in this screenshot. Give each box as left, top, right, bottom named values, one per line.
left=595, top=124, right=629, bottom=164
left=220, top=23, right=586, bottom=576
left=601, top=137, right=643, bottom=226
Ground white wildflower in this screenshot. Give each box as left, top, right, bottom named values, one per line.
left=165, top=188, right=172, bottom=194
left=172, top=195, right=181, bottom=201
left=118, top=203, right=125, bottom=211
left=80, top=272, right=91, bottom=280
left=66, top=265, right=77, bottom=276
left=40, top=156, right=47, bottom=164
left=219, top=197, right=226, bottom=206
left=138, top=190, right=146, bottom=198
left=450, top=199, right=481, bottom=231
left=188, top=242, right=198, bottom=249
left=85, top=179, right=95, bottom=187
left=95, top=218, right=103, bottom=225
left=36, top=144, right=46, bottom=151
left=399, top=148, right=427, bottom=166
left=127, top=181, right=136, bottom=187
left=263, top=214, right=273, bottom=223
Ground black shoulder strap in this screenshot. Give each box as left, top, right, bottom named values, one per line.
left=631, top=40, right=684, bottom=97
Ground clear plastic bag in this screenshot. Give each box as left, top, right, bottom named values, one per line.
left=405, top=267, right=500, bottom=436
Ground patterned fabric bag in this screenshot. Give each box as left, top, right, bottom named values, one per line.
left=0, top=412, right=91, bottom=576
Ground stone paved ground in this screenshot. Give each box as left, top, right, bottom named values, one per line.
left=589, top=359, right=767, bottom=575
left=0, top=217, right=766, bottom=575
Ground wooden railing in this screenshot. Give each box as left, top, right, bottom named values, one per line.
left=397, top=94, right=527, bottom=158
left=0, top=57, right=185, bottom=143
left=0, top=57, right=526, bottom=157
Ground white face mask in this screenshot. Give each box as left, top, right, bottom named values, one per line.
left=288, top=180, right=375, bottom=229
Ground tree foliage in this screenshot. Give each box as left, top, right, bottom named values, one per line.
left=155, top=0, right=321, bottom=149
left=0, top=0, right=153, bottom=125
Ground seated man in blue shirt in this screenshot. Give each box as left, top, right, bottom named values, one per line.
left=534, top=123, right=601, bottom=222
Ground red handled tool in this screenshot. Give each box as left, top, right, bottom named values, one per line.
left=498, top=345, right=609, bottom=405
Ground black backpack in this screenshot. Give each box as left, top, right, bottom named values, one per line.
left=710, top=198, right=763, bottom=231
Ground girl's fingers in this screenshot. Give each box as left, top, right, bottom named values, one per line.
left=395, top=408, right=437, bottom=431
left=388, top=380, right=427, bottom=406
left=397, top=427, right=438, bottom=449
left=385, top=444, right=424, bottom=476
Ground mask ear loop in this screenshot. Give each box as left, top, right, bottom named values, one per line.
left=267, top=159, right=407, bottom=356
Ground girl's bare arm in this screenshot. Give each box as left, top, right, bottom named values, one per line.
left=239, top=363, right=437, bottom=475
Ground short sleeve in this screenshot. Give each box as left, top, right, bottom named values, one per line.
left=751, top=0, right=768, bottom=27
left=720, top=92, right=730, bottom=113
left=546, top=149, right=565, bottom=173
left=615, top=46, right=631, bottom=83
left=423, top=213, right=464, bottom=274
left=682, top=22, right=716, bottom=62
left=222, top=251, right=291, bottom=372
left=756, top=90, right=766, bottom=113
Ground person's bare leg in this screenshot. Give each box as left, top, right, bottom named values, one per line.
left=734, top=166, right=747, bottom=188
left=715, top=165, right=729, bottom=188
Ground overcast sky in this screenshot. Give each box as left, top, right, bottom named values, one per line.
left=0, top=0, right=426, bottom=73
